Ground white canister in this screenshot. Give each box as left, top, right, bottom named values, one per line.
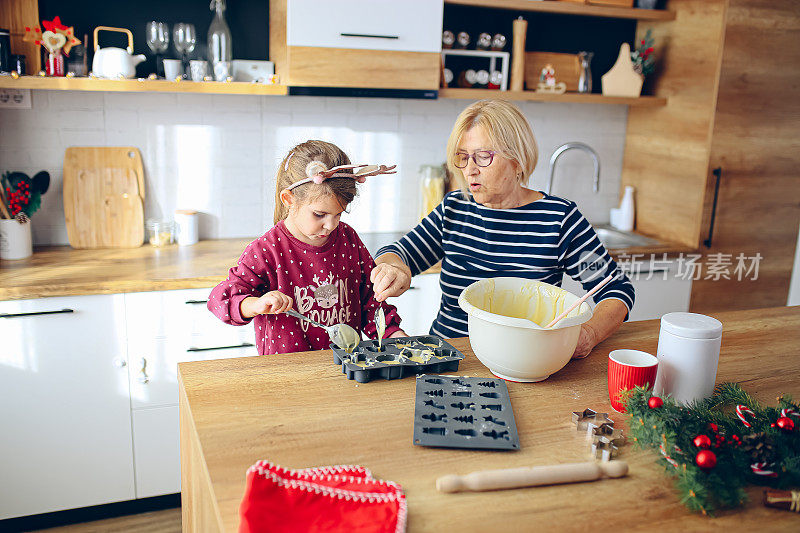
left=174, top=210, right=199, bottom=246
left=0, top=218, right=33, bottom=260
left=653, top=312, right=723, bottom=404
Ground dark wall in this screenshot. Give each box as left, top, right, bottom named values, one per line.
left=38, top=0, right=269, bottom=77
left=443, top=4, right=636, bottom=94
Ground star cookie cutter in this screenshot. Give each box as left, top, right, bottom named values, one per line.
left=571, top=409, right=613, bottom=432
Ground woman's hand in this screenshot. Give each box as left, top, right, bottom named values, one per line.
left=388, top=329, right=407, bottom=338
left=571, top=323, right=598, bottom=359
left=570, top=299, right=628, bottom=359
left=371, top=253, right=412, bottom=302
left=240, top=291, right=293, bottom=318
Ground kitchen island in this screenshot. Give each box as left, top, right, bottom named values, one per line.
left=178, top=306, right=800, bottom=532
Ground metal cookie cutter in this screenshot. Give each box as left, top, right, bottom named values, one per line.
left=591, top=435, right=619, bottom=461
left=572, top=409, right=613, bottom=432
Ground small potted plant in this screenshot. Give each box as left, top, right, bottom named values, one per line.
left=631, top=29, right=656, bottom=78
left=0, top=171, right=50, bottom=260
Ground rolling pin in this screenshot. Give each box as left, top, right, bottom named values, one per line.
left=436, top=460, right=628, bottom=493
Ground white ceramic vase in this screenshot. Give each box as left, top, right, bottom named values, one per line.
left=0, top=218, right=33, bottom=260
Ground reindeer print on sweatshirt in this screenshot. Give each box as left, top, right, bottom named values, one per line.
left=208, top=220, right=402, bottom=355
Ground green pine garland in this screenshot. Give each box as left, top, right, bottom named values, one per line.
left=624, top=383, right=800, bottom=515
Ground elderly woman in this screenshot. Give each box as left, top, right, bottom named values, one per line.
left=371, top=99, right=634, bottom=358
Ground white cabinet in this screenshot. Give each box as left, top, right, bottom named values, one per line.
left=132, top=406, right=180, bottom=498
left=389, top=273, right=442, bottom=336
left=287, top=0, right=443, bottom=53
left=0, top=295, right=134, bottom=520
left=125, top=288, right=255, bottom=498
left=561, top=261, right=693, bottom=322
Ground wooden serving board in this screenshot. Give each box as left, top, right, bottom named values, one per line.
left=525, top=51, right=582, bottom=92
left=63, top=147, right=145, bottom=248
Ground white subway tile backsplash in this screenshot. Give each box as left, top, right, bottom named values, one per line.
left=1, top=92, right=628, bottom=246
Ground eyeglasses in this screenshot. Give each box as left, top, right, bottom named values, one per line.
left=453, top=150, right=497, bottom=168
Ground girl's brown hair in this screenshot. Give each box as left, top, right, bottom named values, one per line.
left=273, top=140, right=357, bottom=224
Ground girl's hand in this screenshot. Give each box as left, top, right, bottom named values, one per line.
left=388, top=329, right=407, bottom=339
left=371, top=263, right=411, bottom=302
left=241, top=291, right=293, bottom=318
left=571, top=323, right=598, bottom=359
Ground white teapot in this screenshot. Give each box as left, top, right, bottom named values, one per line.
left=91, top=26, right=146, bottom=79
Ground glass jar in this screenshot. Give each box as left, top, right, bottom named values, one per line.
left=419, top=164, right=446, bottom=220
left=146, top=218, right=176, bottom=247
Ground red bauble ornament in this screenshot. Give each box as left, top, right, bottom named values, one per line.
left=696, top=449, right=717, bottom=470
left=693, top=435, right=712, bottom=449
left=648, top=396, right=664, bottom=409
left=709, top=423, right=719, bottom=433
left=776, top=416, right=795, bottom=432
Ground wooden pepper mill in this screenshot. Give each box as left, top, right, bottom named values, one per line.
left=510, top=16, right=527, bottom=91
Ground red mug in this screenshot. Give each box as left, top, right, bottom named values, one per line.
left=608, top=349, right=658, bottom=412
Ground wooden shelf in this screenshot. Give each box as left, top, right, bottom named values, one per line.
left=445, top=0, right=676, bottom=21
left=439, top=88, right=667, bottom=106
left=0, top=76, right=288, bottom=96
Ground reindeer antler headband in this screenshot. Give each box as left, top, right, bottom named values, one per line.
left=285, top=160, right=397, bottom=191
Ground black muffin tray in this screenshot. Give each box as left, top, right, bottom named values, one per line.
left=413, top=374, right=520, bottom=451
left=331, top=336, right=464, bottom=383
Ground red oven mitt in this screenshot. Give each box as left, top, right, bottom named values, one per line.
left=239, top=461, right=407, bottom=533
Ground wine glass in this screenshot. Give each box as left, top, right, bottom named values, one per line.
left=145, top=21, right=169, bottom=78
left=173, top=23, right=197, bottom=76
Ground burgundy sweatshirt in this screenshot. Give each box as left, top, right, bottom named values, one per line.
left=208, top=220, right=402, bottom=355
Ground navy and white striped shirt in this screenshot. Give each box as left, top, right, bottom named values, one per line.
left=377, top=191, right=635, bottom=338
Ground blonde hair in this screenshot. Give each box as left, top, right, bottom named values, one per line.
left=445, top=99, right=539, bottom=187
left=273, top=140, right=356, bottom=224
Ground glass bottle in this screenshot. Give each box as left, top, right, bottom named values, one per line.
left=578, top=51, right=594, bottom=93
left=207, top=0, right=232, bottom=81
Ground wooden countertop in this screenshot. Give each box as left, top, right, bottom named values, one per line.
left=0, top=235, right=693, bottom=301
left=178, top=306, right=800, bottom=532
left=0, top=239, right=253, bottom=300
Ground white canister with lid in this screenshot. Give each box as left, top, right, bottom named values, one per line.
left=174, top=210, right=199, bottom=246
left=653, top=312, right=723, bottom=404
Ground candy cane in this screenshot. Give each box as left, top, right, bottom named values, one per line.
left=751, top=462, right=778, bottom=478
left=660, top=443, right=679, bottom=468
left=736, top=405, right=755, bottom=427
left=780, top=408, right=800, bottom=419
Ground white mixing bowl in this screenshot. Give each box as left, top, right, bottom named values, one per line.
left=458, top=277, right=593, bottom=382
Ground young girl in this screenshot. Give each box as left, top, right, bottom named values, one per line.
left=208, top=140, right=405, bottom=355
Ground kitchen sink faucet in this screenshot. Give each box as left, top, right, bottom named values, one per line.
left=545, top=142, right=600, bottom=195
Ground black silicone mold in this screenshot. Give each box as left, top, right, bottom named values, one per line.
left=331, top=336, right=464, bottom=383
left=413, top=374, right=520, bottom=451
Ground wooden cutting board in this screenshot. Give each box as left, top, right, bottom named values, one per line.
left=63, top=147, right=145, bottom=248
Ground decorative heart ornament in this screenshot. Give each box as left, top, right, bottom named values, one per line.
left=42, top=31, right=66, bottom=53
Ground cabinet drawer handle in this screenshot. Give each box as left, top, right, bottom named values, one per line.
left=0, top=308, right=74, bottom=318
left=187, top=342, right=255, bottom=352
left=185, top=300, right=208, bottom=305
left=340, top=32, right=399, bottom=40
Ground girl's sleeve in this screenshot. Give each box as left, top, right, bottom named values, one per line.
left=375, top=193, right=447, bottom=276
left=207, top=240, right=273, bottom=326
left=355, top=236, right=403, bottom=338
left=557, top=203, right=636, bottom=319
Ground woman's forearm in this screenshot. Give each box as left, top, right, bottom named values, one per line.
left=585, top=299, right=629, bottom=347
